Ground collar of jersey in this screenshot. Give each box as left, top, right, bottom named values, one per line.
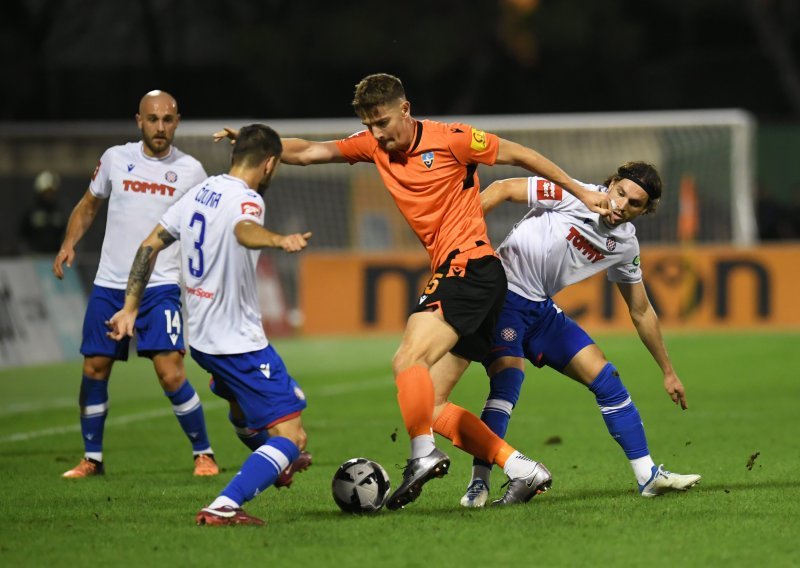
left=138, top=141, right=174, bottom=162
left=221, top=174, right=250, bottom=189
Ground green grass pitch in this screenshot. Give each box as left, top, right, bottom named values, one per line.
left=1, top=332, right=798, bottom=566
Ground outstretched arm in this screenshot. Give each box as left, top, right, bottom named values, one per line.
left=617, top=281, right=687, bottom=409
left=53, top=189, right=103, bottom=279
left=106, top=225, right=176, bottom=340
left=234, top=220, right=312, bottom=252
left=213, top=127, right=347, bottom=165
left=480, top=178, right=529, bottom=214
left=279, top=138, right=347, bottom=165
left=495, top=138, right=611, bottom=216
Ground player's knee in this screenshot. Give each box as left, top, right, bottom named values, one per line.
left=588, top=362, right=629, bottom=405
left=268, top=417, right=305, bottom=448
left=82, top=357, right=112, bottom=380
left=157, top=368, right=186, bottom=392
left=392, top=348, right=421, bottom=375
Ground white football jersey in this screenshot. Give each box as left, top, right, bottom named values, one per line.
left=89, top=141, right=207, bottom=289
left=159, top=174, right=268, bottom=355
left=498, top=177, right=643, bottom=302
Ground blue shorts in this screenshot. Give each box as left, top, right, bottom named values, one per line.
left=483, top=290, right=594, bottom=372
left=192, top=344, right=307, bottom=430
left=80, top=284, right=185, bottom=360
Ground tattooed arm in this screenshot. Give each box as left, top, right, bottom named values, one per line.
left=106, top=225, right=176, bottom=340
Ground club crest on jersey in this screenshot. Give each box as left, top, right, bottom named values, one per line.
left=165, top=170, right=178, bottom=183
left=241, top=201, right=263, bottom=217
left=536, top=179, right=563, bottom=200
left=606, top=237, right=617, bottom=251
left=421, top=151, right=434, bottom=168
left=470, top=128, right=487, bottom=151
left=500, top=327, right=518, bottom=342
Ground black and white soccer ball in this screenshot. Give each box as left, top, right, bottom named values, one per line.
left=331, top=457, right=391, bottom=514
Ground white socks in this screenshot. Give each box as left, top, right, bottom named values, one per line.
left=410, top=434, right=436, bottom=459
left=502, top=451, right=538, bottom=479
left=631, top=455, right=656, bottom=485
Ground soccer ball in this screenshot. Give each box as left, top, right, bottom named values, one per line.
left=331, top=457, right=391, bottom=514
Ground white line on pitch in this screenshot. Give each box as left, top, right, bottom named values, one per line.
left=0, top=377, right=392, bottom=443
left=0, top=397, right=76, bottom=417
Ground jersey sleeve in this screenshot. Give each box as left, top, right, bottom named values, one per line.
left=335, top=130, right=378, bottom=164
left=447, top=122, right=500, bottom=166
left=231, top=192, right=266, bottom=230
left=607, top=243, right=643, bottom=284
left=88, top=147, right=114, bottom=199
left=526, top=177, right=589, bottom=212
left=159, top=193, right=186, bottom=240
left=188, top=161, right=208, bottom=188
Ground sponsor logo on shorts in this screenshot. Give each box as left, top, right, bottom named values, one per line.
left=294, top=386, right=306, bottom=401
left=165, top=170, right=178, bottom=183
left=500, top=327, right=518, bottom=342
left=470, top=128, right=487, bottom=151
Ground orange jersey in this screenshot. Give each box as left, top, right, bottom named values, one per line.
left=336, top=120, right=499, bottom=270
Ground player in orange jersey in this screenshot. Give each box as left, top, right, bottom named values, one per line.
left=216, top=73, right=611, bottom=509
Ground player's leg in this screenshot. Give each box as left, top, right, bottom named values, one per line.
left=562, top=344, right=700, bottom=496
left=138, top=285, right=216, bottom=476
left=456, top=355, right=526, bottom=506
left=151, top=351, right=217, bottom=476
left=63, top=285, right=127, bottom=478
left=208, top=373, right=312, bottom=487
left=385, top=310, right=459, bottom=510
left=193, top=345, right=308, bottom=525
left=429, top=352, right=551, bottom=507
left=62, top=355, right=114, bottom=478
left=198, top=415, right=306, bottom=526
left=209, top=376, right=269, bottom=450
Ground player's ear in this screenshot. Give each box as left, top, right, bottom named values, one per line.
left=401, top=100, right=410, bottom=118
left=265, top=155, right=279, bottom=175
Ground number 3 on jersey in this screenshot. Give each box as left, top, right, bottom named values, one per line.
left=188, top=211, right=206, bottom=277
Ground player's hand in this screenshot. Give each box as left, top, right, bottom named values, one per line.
left=213, top=127, right=239, bottom=144
left=664, top=371, right=688, bottom=410
left=106, top=309, right=137, bottom=341
left=53, top=247, right=75, bottom=280
left=279, top=232, right=312, bottom=253
left=580, top=189, right=612, bottom=218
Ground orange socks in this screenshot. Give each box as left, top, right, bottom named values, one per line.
left=433, top=402, right=511, bottom=465
left=395, top=365, right=435, bottom=438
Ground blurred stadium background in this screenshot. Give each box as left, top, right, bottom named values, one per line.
left=1, top=0, right=799, bottom=365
